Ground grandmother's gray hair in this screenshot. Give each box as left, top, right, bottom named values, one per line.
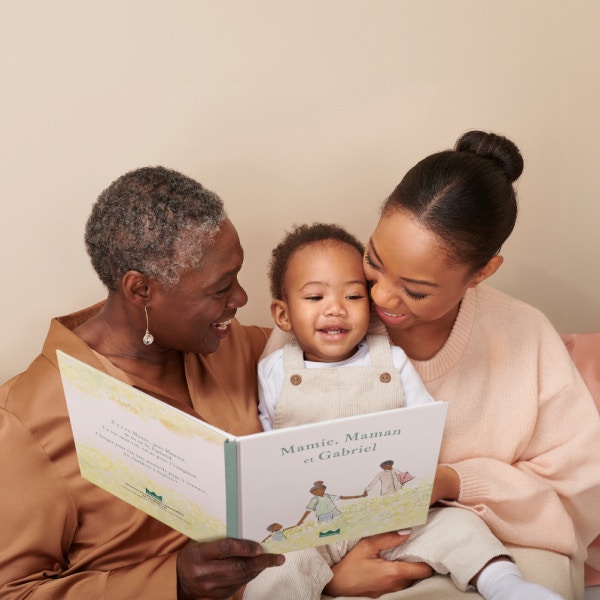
left=85, top=166, right=227, bottom=291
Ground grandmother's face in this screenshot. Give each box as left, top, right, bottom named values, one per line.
left=149, top=219, right=248, bottom=355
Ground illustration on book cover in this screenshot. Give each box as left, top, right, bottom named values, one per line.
left=260, top=459, right=422, bottom=552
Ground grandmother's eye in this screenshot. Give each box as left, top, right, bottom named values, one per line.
left=214, top=283, right=233, bottom=296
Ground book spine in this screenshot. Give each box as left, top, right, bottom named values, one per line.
left=224, top=440, right=239, bottom=538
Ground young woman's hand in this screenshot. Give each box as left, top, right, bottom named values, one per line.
left=324, top=531, right=433, bottom=598
left=430, top=465, right=460, bottom=504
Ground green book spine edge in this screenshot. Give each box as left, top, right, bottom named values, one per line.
left=224, top=440, right=239, bottom=538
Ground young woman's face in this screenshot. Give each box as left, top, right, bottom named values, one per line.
left=273, top=241, right=370, bottom=363
left=364, top=210, right=480, bottom=337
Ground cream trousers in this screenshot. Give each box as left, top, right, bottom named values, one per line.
left=245, top=506, right=578, bottom=600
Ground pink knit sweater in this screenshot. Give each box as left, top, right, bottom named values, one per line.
left=398, top=285, right=600, bottom=558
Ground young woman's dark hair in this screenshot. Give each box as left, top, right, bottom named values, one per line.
left=382, top=130, right=524, bottom=271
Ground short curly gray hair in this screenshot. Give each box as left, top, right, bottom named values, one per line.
left=85, top=166, right=227, bottom=291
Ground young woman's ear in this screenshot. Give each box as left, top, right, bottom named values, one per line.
left=469, top=255, right=504, bottom=288
left=271, top=300, right=293, bottom=332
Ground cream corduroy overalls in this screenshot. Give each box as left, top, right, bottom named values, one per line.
left=273, top=334, right=405, bottom=429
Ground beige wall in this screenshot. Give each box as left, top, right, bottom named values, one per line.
left=1, top=0, right=599, bottom=383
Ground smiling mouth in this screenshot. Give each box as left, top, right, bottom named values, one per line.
left=375, top=305, right=409, bottom=321
left=381, top=309, right=404, bottom=318
left=213, top=319, right=232, bottom=330
left=319, top=328, right=348, bottom=335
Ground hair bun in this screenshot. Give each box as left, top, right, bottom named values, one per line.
left=455, top=130, right=524, bottom=183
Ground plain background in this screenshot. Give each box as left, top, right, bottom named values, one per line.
left=1, top=0, right=599, bottom=383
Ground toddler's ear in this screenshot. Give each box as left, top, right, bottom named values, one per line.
left=271, top=300, right=293, bottom=332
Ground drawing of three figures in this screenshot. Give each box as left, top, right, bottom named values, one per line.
left=263, top=459, right=414, bottom=542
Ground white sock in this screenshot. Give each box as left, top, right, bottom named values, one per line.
left=476, top=559, right=565, bottom=600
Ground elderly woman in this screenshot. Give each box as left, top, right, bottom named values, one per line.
left=0, top=167, right=287, bottom=599
left=0, top=166, right=423, bottom=600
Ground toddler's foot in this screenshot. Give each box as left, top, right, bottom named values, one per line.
left=476, top=559, right=564, bottom=600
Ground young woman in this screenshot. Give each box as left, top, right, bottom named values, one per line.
left=350, top=130, right=600, bottom=599
left=261, top=131, right=600, bottom=599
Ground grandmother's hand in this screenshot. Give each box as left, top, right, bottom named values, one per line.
left=176, top=539, right=284, bottom=599
left=324, top=531, right=433, bottom=598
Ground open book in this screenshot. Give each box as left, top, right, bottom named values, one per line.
left=58, top=350, right=448, bottom=553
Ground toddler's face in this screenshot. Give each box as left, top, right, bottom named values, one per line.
left=276, top=241, right=370, bottom=363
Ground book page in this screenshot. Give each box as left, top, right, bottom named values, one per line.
left=58, top=351, right=230, bottom=542
left=237, top=403, right=447, bottom=552
left=59, top=351, right=448, bottom=553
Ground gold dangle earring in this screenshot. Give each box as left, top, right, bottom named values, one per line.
left=143, top=306, right=154, bottom=345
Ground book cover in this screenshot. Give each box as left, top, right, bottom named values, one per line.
left=58, top=350, right=448, bottom=553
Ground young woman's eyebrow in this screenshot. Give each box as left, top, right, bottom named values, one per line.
left=366, top=239, right=383, bottom=267
left=368, top=239, right=439, bottom=288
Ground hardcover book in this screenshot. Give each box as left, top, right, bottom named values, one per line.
left=58, top=350, right=448, bottom=553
